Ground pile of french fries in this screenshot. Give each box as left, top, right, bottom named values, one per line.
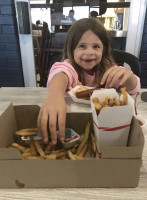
left=92, top=87, right=128, bottom=111
left=11, top=122, right=97, bottom=160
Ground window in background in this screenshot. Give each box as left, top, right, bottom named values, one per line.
left=63, top=7, right=72, bottom=18
left=31, top=8, right=51, bottom=30
left=73, top=6, right=89, bottom=20
left=63, top=6, right=89, bottom=20
left=30, top=0, right=46, bottom=4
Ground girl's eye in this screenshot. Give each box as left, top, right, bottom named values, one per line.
left=93, top=45, right=100, bottom=49
left=78, top=44, right=85, bottom=49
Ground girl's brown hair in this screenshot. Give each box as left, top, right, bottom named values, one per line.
left=61, top=18, right=114, bottom=85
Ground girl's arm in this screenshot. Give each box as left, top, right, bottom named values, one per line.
left=37, top=72, right=69, bottom=144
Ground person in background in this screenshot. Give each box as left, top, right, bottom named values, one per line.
left=66, top=10, right=76, bottom=24
left=36, top=20, right=41, bottom=26
left=90, top=11, right=98, bottom=18
left=32, top=20, right=42, bottom=30
left=90, top=10, right=104, bottom=25
left=37, top=18, right=140, bottom=145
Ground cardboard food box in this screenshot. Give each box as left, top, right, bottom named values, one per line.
left=91, top=89, right=135, bottom=153
left=0, top=104, right=144, bottom=188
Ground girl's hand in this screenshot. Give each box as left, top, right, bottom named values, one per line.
left=100, top=65, right=137, bottom=91
left=37, top=72, right=68, bottom=145
left=37, top=93, right=66, bottom=145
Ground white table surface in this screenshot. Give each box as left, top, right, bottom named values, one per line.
left=0, top=87, right=147, bottom=200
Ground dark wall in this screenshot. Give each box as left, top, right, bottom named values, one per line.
left=0, top=0, right=24, bottom=87
left=139, top=8, right=147, bottom=88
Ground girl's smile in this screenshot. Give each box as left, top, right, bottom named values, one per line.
left=81, top=58, right=96, bottom=63
left=74, top=30, right=103, bottom=73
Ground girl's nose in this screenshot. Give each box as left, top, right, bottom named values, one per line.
left=85, top=48, right=94, bottom=55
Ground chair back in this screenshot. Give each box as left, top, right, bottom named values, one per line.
left=111, top=49, right=141, bottom=77
left=39, top=22, right=52, bottom=87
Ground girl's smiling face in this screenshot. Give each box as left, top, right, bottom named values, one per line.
left=74, top=30, right=103, bottom=74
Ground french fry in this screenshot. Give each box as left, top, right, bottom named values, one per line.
left=79, top=133, right=85, bottom=143
left=51, top=149, right=63, bottom=153
left=44, top=142, right=52, bottom=154
left=30, top=136, right=37, bottom=156
left=90, top=132, right=96, bottom=158
left=78, top=142, right=88, bottom=157
left=88, top=136, right=93, bottom=157
left=22, top=152, right=32, bottom=158
left=68, top=150, right=77, bottom=160
left=34, top=141, right=45, bottom=156
left=108, top=99, right=114, bottom=107
left=59, top=156, right=66, bottom=160
left=12, top=143, right=26, bottom=153
left=53, top=150, right=68, bottom=158
left=43, top=154, right=56, bottom=160
left=76, top=122, right=90, bottom=156
left=74, top=154, right=85, bottom=160
left=92, top=97, right=99, bottom=103
left=92, top=97, right=102, bottom=111
left=68, top=150, right=84, bottom=160
left=24, top=148, right=31, bottom=153
left=93, top=102, right=102, bottom=111
left=70, top=145, right=78, bottom=154
left=113, top=98, right=121, bottom=106
left=23, top=156, right=43, bottom=160
left=103, top=104, right=110, bottom=107
left=50, top=144, right=56, bottom=151
left=102, top=96, right=110, bottom=106
left=120, top=87, right=128, bottom=105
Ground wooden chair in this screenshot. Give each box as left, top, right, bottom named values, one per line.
left=38, top=22, right=51, bottom=87
left=39, top=22, right=63, bottom=87
left=33, top=36, right=41, bottom=74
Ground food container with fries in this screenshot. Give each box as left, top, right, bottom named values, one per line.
left=0, top=103, right=144, bottom=188
left=91, top=88, right=135, bottom=153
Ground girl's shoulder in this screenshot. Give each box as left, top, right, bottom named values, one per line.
left=52, top=59, right=72, bottom=68
left=50, top=59, right=77, bottom=75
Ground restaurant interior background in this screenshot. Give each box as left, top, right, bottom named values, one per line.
left=0, top=0, right=146, bottom=88
left=30, top=0, right=130, bottom=87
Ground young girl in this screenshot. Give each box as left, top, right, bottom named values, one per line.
left=37, top=18, right=140, bottom=144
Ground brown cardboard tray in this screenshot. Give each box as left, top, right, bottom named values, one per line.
left=0, top=104, right=144, bottom=188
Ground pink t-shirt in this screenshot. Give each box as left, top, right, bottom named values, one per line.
left=47, top=60, right=140, bottom=95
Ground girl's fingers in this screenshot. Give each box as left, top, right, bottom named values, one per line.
left=40, top=110, right=49, bottom=143
left=37, top=109, right=42, bottom=136
left=113, top=69, right=133, bottom=86
left=101, top=66, right=120, bottom=88
left=100, top=66, right=119, bottom=86
left=37, top=103, right=66, bottom=145
left=100, top=68, right=113, bottom=85
left=119, top=73, right=130, bottom=86
left=49, top=111, right=57, bottom=145
left=58, top=110, right=66, bottom=142
left=108, top=68, right=126, bottom=87
left=106, top=68, right=122, bottom=88
left=101, top=66, right=133, bottom=88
